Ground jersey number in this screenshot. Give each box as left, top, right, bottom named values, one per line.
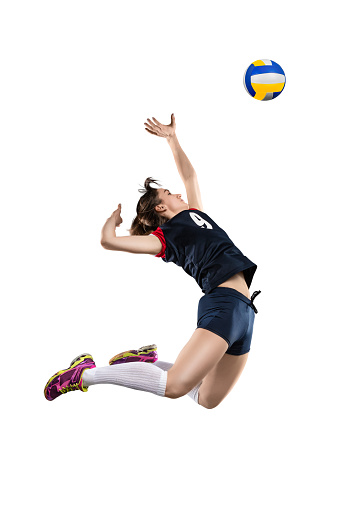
left=189, top=212, right=213, bottom=229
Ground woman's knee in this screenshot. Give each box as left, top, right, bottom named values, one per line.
left=165, top=382, right=189, bottom=399
left=165, top=371, right=192, bottom=399
left=198, top=389, right=226, bottom=409
left=165, top=378, right=224, bottom=407
left=199, top=396, right=223, bottom=409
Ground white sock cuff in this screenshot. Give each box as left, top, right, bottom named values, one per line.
left=82, top=367, right=95, bottom=387
left=157, top=369, right=168, bottom=397
left=187, top=381, right=202, bottom=404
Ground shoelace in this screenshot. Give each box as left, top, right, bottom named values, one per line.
left=60, top=382, right=80, bottom=394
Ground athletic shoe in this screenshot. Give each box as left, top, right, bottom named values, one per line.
left=44, top=353, right=96, bottom=401
left=109, top=344, right=158, bottom=366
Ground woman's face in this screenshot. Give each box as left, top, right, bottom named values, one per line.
left=157, top=188, right=189, bottom=214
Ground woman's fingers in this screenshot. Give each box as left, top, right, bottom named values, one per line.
left=145, top=120, right=163, bottom=136
left=144, top=121, right=160, bottom=133
left=145, top=127, right=157, bottom=136
left=151, top=117, right=163, bottom=127
left=146, top=118, right=159, bottom=128
left=144, top=121, right=156, bottom=131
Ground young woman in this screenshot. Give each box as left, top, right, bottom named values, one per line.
left=44, top=114, right=261, bottom=409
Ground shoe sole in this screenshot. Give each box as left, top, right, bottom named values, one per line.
left=69, top=353, right=93, bottom=366
left=109, top=344, right=157, bottom=365
left=138, top=344, right=157, bottom=352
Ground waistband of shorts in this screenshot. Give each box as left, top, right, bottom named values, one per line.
left=208, top=287, right=261, bottom=313
left=208, top=286, right=251, bottom=303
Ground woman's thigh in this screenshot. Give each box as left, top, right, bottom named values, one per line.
left=198, top=352, right=249, bottom=408
left=166, top=327, right=228, bottom=398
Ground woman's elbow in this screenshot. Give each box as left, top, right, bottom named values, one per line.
left=101, top=239, right=114, bottom=250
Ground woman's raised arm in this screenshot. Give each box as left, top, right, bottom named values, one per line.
left=144, top=114, right=196, bottom=182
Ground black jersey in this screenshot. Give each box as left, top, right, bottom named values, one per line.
left=150, top=208, right=257, bottom=294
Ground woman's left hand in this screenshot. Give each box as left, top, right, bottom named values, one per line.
left=144, top=114, right=176, bottom=139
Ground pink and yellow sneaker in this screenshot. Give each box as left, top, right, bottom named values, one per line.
left=109, top=344, right=158, bottom=366
left=44, top=353, right=96, bottom=401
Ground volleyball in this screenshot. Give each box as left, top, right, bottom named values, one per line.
left=243, top=59, right=286, bottom=101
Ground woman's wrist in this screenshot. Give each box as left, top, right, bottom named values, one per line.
left=101, top=217, right=116, bottom=242
left=167, top=132, right=179, bottom=150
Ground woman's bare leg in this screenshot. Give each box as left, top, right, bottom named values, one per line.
left=165, top=328, right=228, bottom=399
left=198, top=352, right=249, bottom=409
left=82, top=328, right=247, bottom=408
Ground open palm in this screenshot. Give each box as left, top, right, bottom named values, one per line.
left=144, top=114, right=176, bottom=139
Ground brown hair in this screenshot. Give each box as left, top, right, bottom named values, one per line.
left=128, top=177, right=168, bottom=236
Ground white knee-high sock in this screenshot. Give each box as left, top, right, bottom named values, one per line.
left=82, top=360, right=202, bottom=404
left=154, top=360, right=202, bottom=404
left=82, top=362, right=167, bottom=396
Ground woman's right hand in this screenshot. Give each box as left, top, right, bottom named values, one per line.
left=110, top=203, right=123, bottom=227
left=144, top=114, right=176, bottom=139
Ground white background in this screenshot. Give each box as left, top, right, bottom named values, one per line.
left=1, top=1, right=338, bottom=508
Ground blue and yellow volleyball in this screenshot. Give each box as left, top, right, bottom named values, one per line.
left=243, top=59, right=286, bottom=101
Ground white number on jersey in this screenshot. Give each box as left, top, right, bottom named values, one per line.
left=189, top=211, right=213, bottom=229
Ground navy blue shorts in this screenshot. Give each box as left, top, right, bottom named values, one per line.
left=196, top=287, right=261, bottom=356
